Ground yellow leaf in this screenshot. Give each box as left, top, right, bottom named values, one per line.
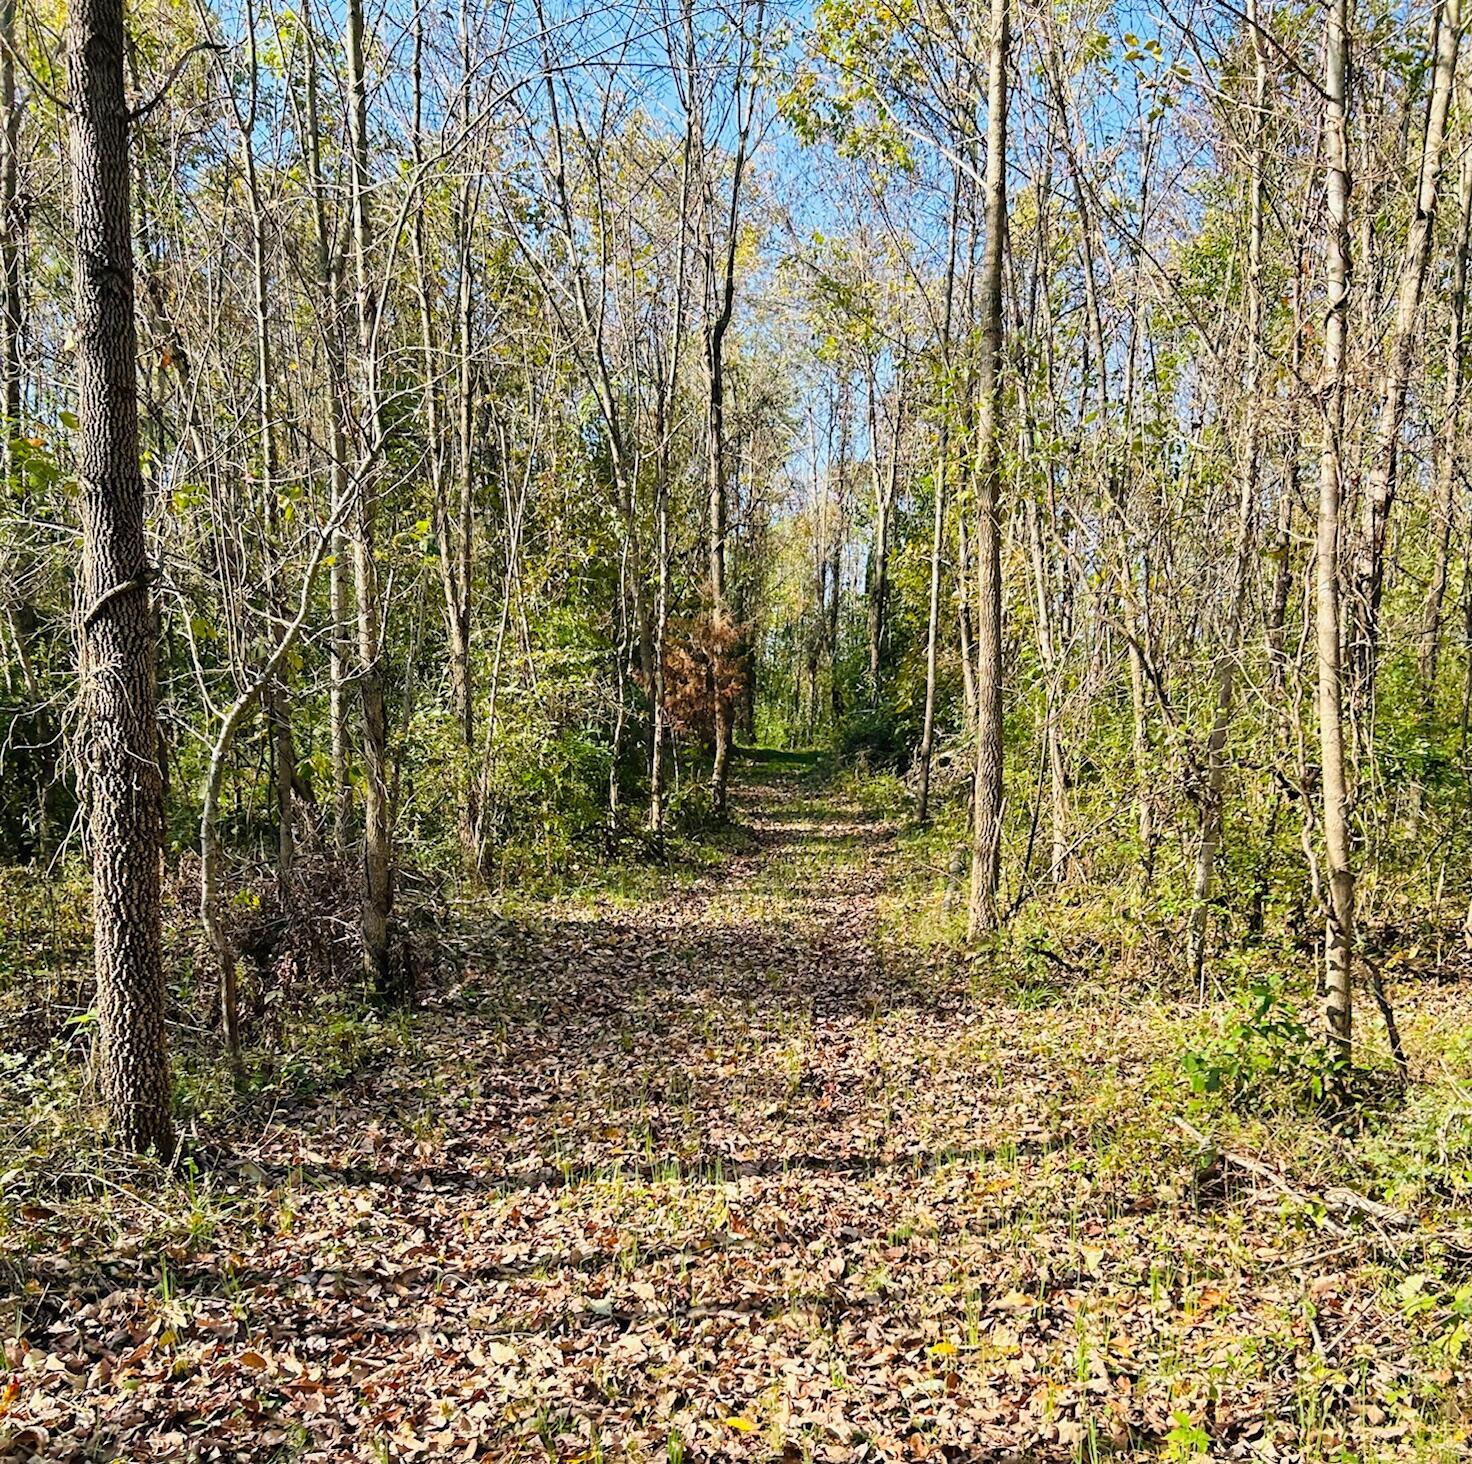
left=928, top=1340, right=958, bottom=1357
left=724, top=1416, right=757, bottom=1432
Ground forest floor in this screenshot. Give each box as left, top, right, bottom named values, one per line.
left=6, top=752, right=1472, bottom=1462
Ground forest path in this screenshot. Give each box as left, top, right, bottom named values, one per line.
left=17, top=754, right=1386, bottom=1460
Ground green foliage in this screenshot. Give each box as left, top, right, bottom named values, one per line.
left=1182, top=980, right=1344, bottom=1112
left=836, top=700, right=913, bottom=771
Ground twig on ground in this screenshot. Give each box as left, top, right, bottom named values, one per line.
left=1173, top=1114, right=1412, bottom=1235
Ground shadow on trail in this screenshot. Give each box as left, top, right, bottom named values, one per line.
left=731, top=743, right=827, bottom=770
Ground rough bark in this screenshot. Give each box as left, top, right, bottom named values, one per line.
left=68, top=0, right=173, bottom=1153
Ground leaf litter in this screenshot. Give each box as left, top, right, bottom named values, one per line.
left=4, top=763, right=1471, bottom=1460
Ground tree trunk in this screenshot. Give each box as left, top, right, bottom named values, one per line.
left=916, top=165, right=962, bottom=826
left=1421, top=84, right=1472, bottom=697
left=1026, top=493, right=1069, bottom=884
left=956, top=509, right=977, bottom=723
left=650, top=461, right=671, bottom=829
left=1186, top=2, right=1267, bottom=993
left=228, top=0, right=296, bottom=887
left=866, top=364, right=904, bottom=693
left=0, top=0, right=19, bottom=457
left=345, top=0, right=395, bottom=999
left=1052, top=45, right=1153, bottom=875
left=827, top=381, right=848, bottom=726
left=68, top=0, right=173, bottom=1153
left=301, top=8, right=354, bottom=852
left=967, top=0, right=1009, bottom=938
left=411, top=18, right=476, bottom=855
left=445, top=13, right=478, bottom=778
left=1318, top=0, right=1355, bottom=1062
left=707, top=333, right=733, bottom=813
left=1349, top=0, right=1461, bottom=720
left=649, top=152, right=692, bottom=826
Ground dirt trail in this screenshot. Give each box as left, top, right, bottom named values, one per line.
left=10, top=754, right=1430, bottom=1460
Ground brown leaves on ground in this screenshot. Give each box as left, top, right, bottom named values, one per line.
left=4, top=762, right=1470, bottom=1461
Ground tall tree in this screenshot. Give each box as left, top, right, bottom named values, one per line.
left=1349, top=0, right=1462, bottom=722
left=1421, top=85, right=1472, bottom=695
left=1186, top=1, right=1269, bottom=991
left=345, top=0, right=396, bottom=998
left=967, top=0, right=1009, bottom=937
left=1317, top=0, right=1356, bottom=1060
left=68, top=0, right=172, bottom=1151
left=699, top=0, right=763, bottom=817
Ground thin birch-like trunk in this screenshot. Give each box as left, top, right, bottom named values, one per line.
left=967, top=0, right=1010, bottom=937
left=1318, top=0, right=1356, bottom=1061
left=1349, top=0, right=1462, bottom=719
left=1185, top=3, right=1268, bottom=992
left=345, top=0, right=396, bottom=998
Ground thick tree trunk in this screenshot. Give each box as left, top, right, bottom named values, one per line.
left=967, top=0, right=1009, bottom=938
left=68, top=0, right=173, bottom=1153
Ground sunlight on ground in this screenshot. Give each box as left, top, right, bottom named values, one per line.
left=5, top=758, right=1472, bottom=1461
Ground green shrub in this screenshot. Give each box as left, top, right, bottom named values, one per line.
left=1182, top=979, right=1343, bottom=1111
